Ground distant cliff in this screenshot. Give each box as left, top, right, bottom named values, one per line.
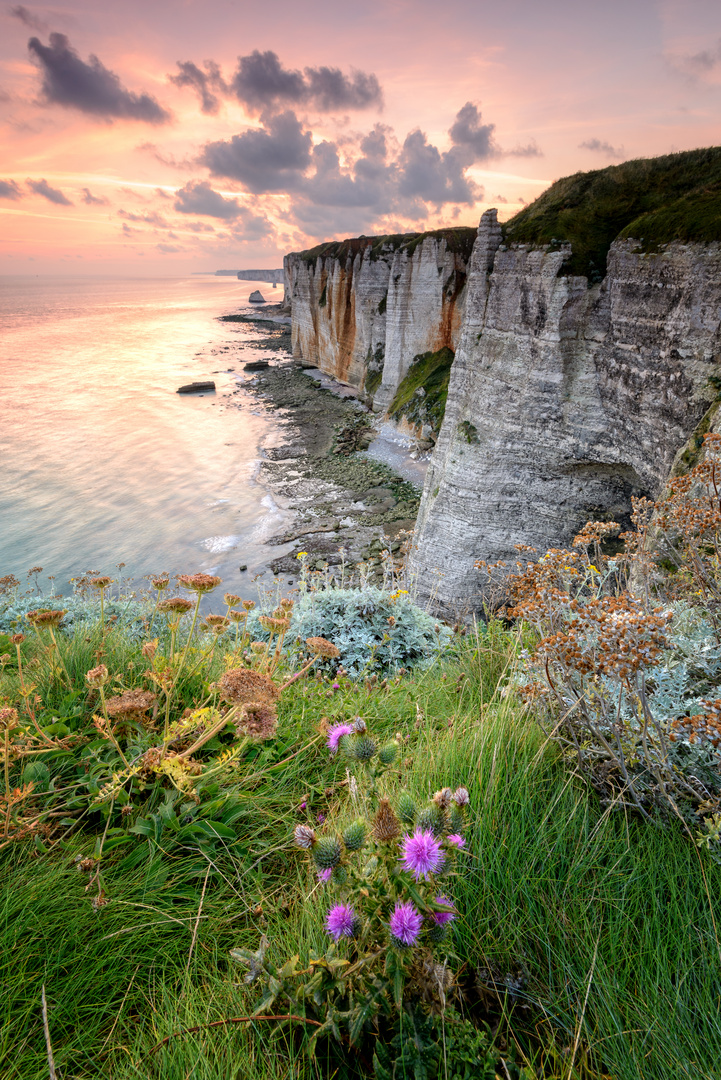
left=284, top=228, right=474, bottom=434
left=286, top=147, right=721, bottom=615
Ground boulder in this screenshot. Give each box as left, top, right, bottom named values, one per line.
left=176, top=380, right=216, bottom=394
left=248, top=290, right=266, bottom=303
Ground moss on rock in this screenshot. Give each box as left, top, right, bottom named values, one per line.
left=388, top=347, right=455, bottom=434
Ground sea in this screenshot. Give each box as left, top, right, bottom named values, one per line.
left=0, top=274, right=293, bottom=600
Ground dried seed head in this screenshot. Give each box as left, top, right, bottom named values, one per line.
left=258, top=615, right=290, bottom=631
left=0, top=707, right=19, bottom=729
left=279, top=598, right=294, bottom=610
left=227, top=608, right=248, bottom=623
left=205, top=615, right=230, bottom=631
left=306, top=636, right=341, bottom=659
left=432, top=787, right=454, bottom=810
left=89, top=576, right=113, bottom=589
left=238, top=702, right=278, bottom=740
left=218, top=667, right=280, bottom=707
left=177, top=573, right=222, bottom=594
left=86, top=664, right=109, bottom=688
left=242, top=600, right=256, bottom=611
left=26, top=609, right=66, bottom=628
left=294, top=824, right=317, bottom=849
left=224, top=593, right=242, bottom=607
left=250, top=641, right=266, bottom=654
left=372, top=798, right=401, bottom=842
left=105, top=690, right=156, bottom=720
left=11, top=633, right=25, bottom=645
left=157, top=597, right=193, bottom=614
left=452, top=786, right=469, bottom=807
left=141, top=640, right=158, bottom=659
left=351, top=717, right=367, bottom=733
left=152, top=576, right=170, bottom=591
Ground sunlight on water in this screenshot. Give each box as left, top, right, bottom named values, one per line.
left=0, top=275, right=291, bottom=596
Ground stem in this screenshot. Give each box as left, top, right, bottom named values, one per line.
left=3, top=726, right=10, bottom=838
left=97, top=686, right=130, bottom=768
left=177, top=593, right=203, bottom=679
left=48, top=627, right=72, bottom=687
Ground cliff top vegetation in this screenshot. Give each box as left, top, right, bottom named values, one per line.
left=503, top=145, right=721, bottom=281
left=296, top=226, right=476, bottom=265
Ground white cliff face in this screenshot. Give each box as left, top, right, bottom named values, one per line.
left=411, top=209, right=721, bottom=613
left=286, top=232, right=472, bottom=409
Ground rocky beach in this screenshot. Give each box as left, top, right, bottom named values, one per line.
left=218, top=301, right=426, bottom=583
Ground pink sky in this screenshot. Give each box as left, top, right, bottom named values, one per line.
left=1, top=0, right=720, bottom=274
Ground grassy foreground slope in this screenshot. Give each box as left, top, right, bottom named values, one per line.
left=2, top=624, right=720, bottom=1080
left=503, top=145, right=721, bottom=280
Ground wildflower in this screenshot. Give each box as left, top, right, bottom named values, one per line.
left=299, top=800, right=307, bottom=811
left=85, top=664, right=109, bottom=688
left=317, top=867, right=333, bottom=884
left=293, top=824, right=316, bottom=848
left=0, top=707, right=19, bottom=728
left=432, top=787, right=454, bottom=809
left=178, top=573, right=222, bottom=594
left=306, top=636, right=341, bottom=659
left=157, top=597, right=193, bottom=614
left=279, top=598, right=294, bottom=610
left=317, top=812, right=326, bottom=824
left=389, top=900, right=423, bottom=947
left=451, top=787, right=469, bottom=807
left=432, top=896, right=456, bottom=926
left=400, top=829, right=444, bottom=880
left=332, top=683, right=340, bottom=691
left=296, top=552, right=308, bottom=559
left=26, top=609, right=66, bottom=628
left=325, top=903, right=357, bottom=942
left=446, top=834, right=466, bottom=849
left=326, top=721, right=354, bottom=754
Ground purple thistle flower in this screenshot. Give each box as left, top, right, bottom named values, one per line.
left=389, top=900, right=423, bottom=946
left=432, top=895, right=456, bottom=926
left=326, top=722, right=354, bottom=754
left=400, top=828, right=445, bottom=881
left=317, top=867, right=333, bottom=884
left=325, top=903, right=357, bottom=941
left=332, top=683, right=340, bottom=690
left=317, top=812, right=326, bottom=824
left=446, top=833, right=466, bottom=849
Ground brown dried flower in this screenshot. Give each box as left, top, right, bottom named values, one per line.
left=242, top=600, right=256, bottom=611
left=11, top=633, right=25, bottom=645
left=306, top=636, right=341, bottom=659
left=372, top=798, right=401, bottom=842
left=218, top=667, right=280, bottom=707
left=86, top=665, right=109, bottom=688
left=228, top=609, right=248, bottom=623
left=0, top=707, right=19, bottom=729
left=157, top=597, right=193, bottom=614
left=238, top=702, right=278, bottom=740
left=294, top=824, right=317, bottom=848
left=178, top=573, right=222, bottom=594
left=258, top=615, right=290, bottom=632
left=432, top=787, right=454, bottom=810
left=89, top=576, right=113, bottom=589
left=26, top=609, right=67, bottom=628
left=205, top=615, right=230, bottom=630
left=141, top=640, right=158, bottom=659
left=279, top=598, right=294, bottom=611
left=152, top=576, right=170, bottom=591
left=105, top=689, right=157, bottom=721
left=224, top=593, right=242, bottom=607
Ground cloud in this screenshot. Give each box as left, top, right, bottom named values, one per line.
left=169, top=60, right=226, bottom=115
left=669, top=38, right=721, bottom=80
left=28, top=32, right=171, bottom=122
left=9, top=5, right=47, bottom=32
left=81, top=186, right=108, bottom=205
left=201, top=109, right=313, bottom=192
left=579, top=137, right=624, bottom=157
left=448, top=102, right=499, bottom=161
left=26, top=176, right=72, bottom=204
left=0, top=178, right=23, bottom=200
left=157, top=242, right=183, bottom=253
left=227, top=50, right=382, bottom=114
left=118, top=208, right=167, bottom=226
left=174, top=179, right=241, bottom=218
left=397, top=128, right=479, bottom=205
left=136, top=142, right=194, bottom=170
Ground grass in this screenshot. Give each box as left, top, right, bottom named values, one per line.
left=2, top=617, right=721, bottom=1078
left=503, top=145, right=721, bottom=281
left=388, top=347, right=455, bottom=435
left=297, top=227, right=477, bottom=265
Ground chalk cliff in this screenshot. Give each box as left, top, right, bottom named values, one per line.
left=285, top=230, right=474, bottom=419
left=411, top=209, right=721, bottom=612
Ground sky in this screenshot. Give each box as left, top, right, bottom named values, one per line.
left=0, top=0, right=720, bottom=274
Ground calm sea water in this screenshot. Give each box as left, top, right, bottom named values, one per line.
left=0, top=275, right=292, bottom=598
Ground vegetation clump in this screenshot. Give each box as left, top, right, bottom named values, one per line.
left=503, top=145, right=721, bottom=281
left=389, top=347, right=455, bottom=435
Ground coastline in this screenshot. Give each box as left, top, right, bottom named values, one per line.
left=222, top=300, right=427, bottom=582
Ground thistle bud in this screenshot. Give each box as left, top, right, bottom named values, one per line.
left=452, top=786, right=469, bottom=807
left=372, top=798, right=400, bottom=842
left=449, top=804, right=464, bottom=834
left=342, top=818, right=367, bottom=852
left=351, top=735, right=377, bottom=763
left=332, top=865, right=349, bottom=886
left=397, top=790, right=417, bottom=825
left=312, top=835, right=343, bottom=871
left=86, top=664, right=109, bottom=688
left=293, top=824, right=317, bottom=849
left=415, top=803, right=444, bottom=837
left=378, top=741, right=398, bottom=766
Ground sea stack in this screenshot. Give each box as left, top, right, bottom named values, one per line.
left=249, top=290, right=266, bottom=303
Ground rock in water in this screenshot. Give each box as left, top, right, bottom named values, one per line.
left=176, top=380, right=216, bottom=394
left=249, top=290, right=266, bottom=303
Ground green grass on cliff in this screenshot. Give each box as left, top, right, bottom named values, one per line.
left=298, top=226, right=476, bottom=265
left=503, top=145, right=721, bottom=281
left=3, top=623, right=721, bottom=1079
left=389, top=347, right=455, bottom=435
